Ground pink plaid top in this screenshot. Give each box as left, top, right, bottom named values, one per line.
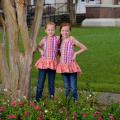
left=42, top=36, right=59, bottom=60
left=35, top=36, right=59, bottom=70
left=57, top=37, right=81, bottom=73
left=60, top=38, right=74, bottom=63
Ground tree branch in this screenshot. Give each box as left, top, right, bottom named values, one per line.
left=30, top=0, right=44, bottom=50
left=0, top=43, right=11, bottom=89
left=3, top=0, right=20, bottom=93
left=67, top=0, right=76, bottom=25
left=3, top=0, right=19, bottom=53
left=15, top=0, right=30, bottom=53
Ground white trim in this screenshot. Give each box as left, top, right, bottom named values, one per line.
left=86, top=4, right=120, bottom=7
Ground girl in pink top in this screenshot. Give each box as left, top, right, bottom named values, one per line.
left=35, top=22, right=59, bottom=101
left=57, top=23, right=87, bottom=102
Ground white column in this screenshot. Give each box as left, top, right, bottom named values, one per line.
left=31, top=0, right=34, bottom=5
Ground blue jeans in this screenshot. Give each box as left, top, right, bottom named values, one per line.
left=35, top=69, right=56, bottom=101
left=62, top=73, right=78, bottom=101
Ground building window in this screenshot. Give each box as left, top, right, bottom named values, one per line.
left=118, top=0, right=120, bottom=4
left=31, top=0, right=34, bottom=5
left=80, top=0, right=100, bottom=3
left=86, top=0, right=95, bottom=3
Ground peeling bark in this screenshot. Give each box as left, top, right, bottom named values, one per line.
left=0, top=0, right=43, bottom=100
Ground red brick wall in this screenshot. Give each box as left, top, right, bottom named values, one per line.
left=114, top=0, right=119, bottom=4
left=86, top=7, right=120, bottom=18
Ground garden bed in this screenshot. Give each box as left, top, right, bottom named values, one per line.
left=0, top=87, right=120, bottom=120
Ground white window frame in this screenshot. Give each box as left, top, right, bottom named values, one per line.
left=31, top=0, right=34, bottom=5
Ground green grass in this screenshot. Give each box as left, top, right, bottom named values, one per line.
left=32, top=27, right=120, bottom=93
left=75, top=27, right=120, bottom=92
left=1, top=27, right=120, bottom=92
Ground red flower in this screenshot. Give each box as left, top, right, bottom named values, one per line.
left=98, top=117, right=103, bottom=120
left=30, top=101, right=35, bottom=107
left=24, top=111, right=30, bottom=117
left=39, top=111, right=43, bottom=120
left=109, top=114, right=115, bottom=120
left=0, top=106, right=6, bottom=112
left=18, top=101, right=24, bottom=107
left=10, top=101, right=17, bottom=107
left=93, top=111, right=101, bottom=117
left=8, top=115, right=17, bottom=119
left=95, top=111, right=101, bottom=115
left=82, top=113, right=88, bottom=118
left=34, top=106, right=40, bottom=111
left=93, top=113, right=97, bottom=117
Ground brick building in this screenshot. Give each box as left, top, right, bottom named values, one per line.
left=80, top=0, right=120, bottom=26
left=1, top=0, right=120, bottom=26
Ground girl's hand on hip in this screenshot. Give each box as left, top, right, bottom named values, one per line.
left=72, top=53, right=77, bottom=60
left=40, top=50, right=44, bottom=56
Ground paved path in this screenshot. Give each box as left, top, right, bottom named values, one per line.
left=97, top=92, right=120, bottom=105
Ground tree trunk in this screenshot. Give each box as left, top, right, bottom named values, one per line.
left=0, top=0, right=44, bottom=100
left=67, top=0, right=76, bottom=25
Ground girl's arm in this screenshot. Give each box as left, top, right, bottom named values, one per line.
left=71, top=36, right=88, bottom=60
left=37, top=38, right=44, bottom=55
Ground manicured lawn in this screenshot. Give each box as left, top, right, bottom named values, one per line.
left=1, top=27, right=120, bottom=92
left=32, top=27, right=120, bottom=93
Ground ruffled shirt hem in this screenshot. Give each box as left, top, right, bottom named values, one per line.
left=35, top=57, right=58, bottom=70
left=56, top=61, right=82, bottom=73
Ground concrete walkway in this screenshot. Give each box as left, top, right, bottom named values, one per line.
left=97, top=92, right=120, bottom=105
left=82, top=18, right=120, bottom=27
